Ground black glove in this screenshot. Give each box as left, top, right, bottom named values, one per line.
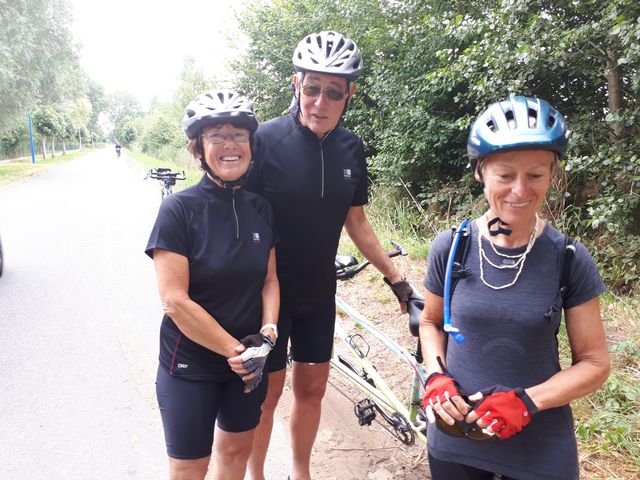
left=238, top=333, right=275, bottom=392
left=384, top=277, right=413, bottom=303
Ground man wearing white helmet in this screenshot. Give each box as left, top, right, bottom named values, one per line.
left=245, top=31, right=414, bottom=480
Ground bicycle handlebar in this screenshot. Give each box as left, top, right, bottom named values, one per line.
left=145, top=168, right=187, bottom=181
left=335, top=241, right=407, bottom=280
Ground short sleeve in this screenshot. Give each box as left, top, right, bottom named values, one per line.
left=563, top=240, right=606, bottom=309
left=145, top=195, right=190, bottom=259
left=423, top=229, right=452, bottom=297
left=351, top=139, right=368, bottom=206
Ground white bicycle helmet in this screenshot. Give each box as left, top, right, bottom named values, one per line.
left=293, top=31, right=363, bottom=81
left=183, top=90, right=258, bottom=139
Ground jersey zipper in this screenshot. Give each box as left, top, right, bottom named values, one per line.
left=319, top=129, right=333, bottom=198
left=232, top=189, right=239, bottom=239
left=320, top=146, right=325, bottom=197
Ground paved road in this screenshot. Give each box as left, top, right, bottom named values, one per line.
left=0, top=150, right=291, bottom=479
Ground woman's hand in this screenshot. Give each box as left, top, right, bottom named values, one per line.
left=464, top=386, right=538, bottom=439
left=228, top=333, right=275, bottom=393
left=422, top=370, right=470, bottom=425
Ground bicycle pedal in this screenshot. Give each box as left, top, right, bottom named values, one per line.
left=354, top=399, right=376, bottom=426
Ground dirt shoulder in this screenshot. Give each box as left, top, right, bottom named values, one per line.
left=308, top=253, right=429, bottom=479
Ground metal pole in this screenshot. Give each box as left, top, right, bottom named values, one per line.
left=28, top=110, right=36, bottom=164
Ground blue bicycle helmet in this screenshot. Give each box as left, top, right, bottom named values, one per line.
left=467, top=96, right=569, bottom=167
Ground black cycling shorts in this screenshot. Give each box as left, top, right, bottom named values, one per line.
left=267, top=297, right=336, bottom=372
left=156, top=365, right=267, bottom=459
left=428, top=453, right=519, bottom=480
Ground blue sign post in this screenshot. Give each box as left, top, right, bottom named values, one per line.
left=28, top=110, right=36, bottom=164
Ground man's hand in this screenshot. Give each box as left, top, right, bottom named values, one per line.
left=384, top=277, right=413, bottom=313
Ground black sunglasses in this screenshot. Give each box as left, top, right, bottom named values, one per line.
left=434, top=415, right=495, bottom=441
left=432, top=394, right=495, bottom=441
left=301, top=84, right=347, bottom=101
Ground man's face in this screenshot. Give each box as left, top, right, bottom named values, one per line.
left=294, top=72, right=356, bottom=139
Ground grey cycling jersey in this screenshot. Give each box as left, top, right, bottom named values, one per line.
left=423, top=222, right=605, bottom=480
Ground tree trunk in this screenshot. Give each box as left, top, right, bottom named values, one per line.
left=41, top=137, right=47, bottom=160
left=62, top=139, right=67, bottom=155
left=51, top=138, right=56, bottom=158
left=606, top=47, right=623, bottom=140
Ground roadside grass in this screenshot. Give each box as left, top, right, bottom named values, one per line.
left=0, top=149, right=93, bottom=188
left=567, top=293, right=640, bottom=478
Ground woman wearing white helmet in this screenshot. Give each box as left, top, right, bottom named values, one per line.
left=244, top=31, right=413, bottom=480
left=146, top=90, right=280, bottom=480
left=419, top=96, right=610, bottom=480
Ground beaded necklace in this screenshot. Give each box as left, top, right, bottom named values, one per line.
left=478, top=214, right=540, bottom=290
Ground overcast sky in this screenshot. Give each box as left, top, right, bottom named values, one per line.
left=69, top=0, right=249, bottom=108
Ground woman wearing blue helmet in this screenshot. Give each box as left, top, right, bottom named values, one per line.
left=419, top=96, right=610, bottom=480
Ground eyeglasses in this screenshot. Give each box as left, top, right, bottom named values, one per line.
left=301, top=84, right=347, bottom=101
left=434, top=415, right=495, bottom=441
left=201, top=132, right=250, bottom=144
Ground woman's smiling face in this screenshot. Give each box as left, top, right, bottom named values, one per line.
left=201, top=124, right=251, bottom=182
left=479, top=149, right=556, bottom=228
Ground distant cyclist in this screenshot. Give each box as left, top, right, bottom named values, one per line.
left=419, top=96, right=610, bottom=480
left=145, top=90, right=279, bottom=480
left=114, top=142, right=121, bottom=158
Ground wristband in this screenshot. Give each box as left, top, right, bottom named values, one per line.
left=260, top=323, right=278, bottom=340
left=515, top=388, right=539, bottom=415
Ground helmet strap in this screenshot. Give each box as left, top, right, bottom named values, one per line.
left=206, top=161, right=254, bottom=190
left=487, top=216, right=513, bottom=237
left=340, top=80, right=352, bottom=117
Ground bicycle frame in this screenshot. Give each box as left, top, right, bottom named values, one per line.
left=330, top=294, right=428, bottom=446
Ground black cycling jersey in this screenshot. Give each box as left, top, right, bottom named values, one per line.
left=246, top=112, right=368, bottom=301
left=145, top=175, right=278, bottom=380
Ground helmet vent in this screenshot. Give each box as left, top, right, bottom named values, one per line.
left=486, top=120, right=497, bottom=132
left=546, top=113, right=556, bottom=129
left=526, top=108, right=538, bottom=128
left=505, top=110, right=515, bottom=128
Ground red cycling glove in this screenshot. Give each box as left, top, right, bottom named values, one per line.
left=422, top=371, right=463, bottom=410
left=471, top=385, right=539, bottom=440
